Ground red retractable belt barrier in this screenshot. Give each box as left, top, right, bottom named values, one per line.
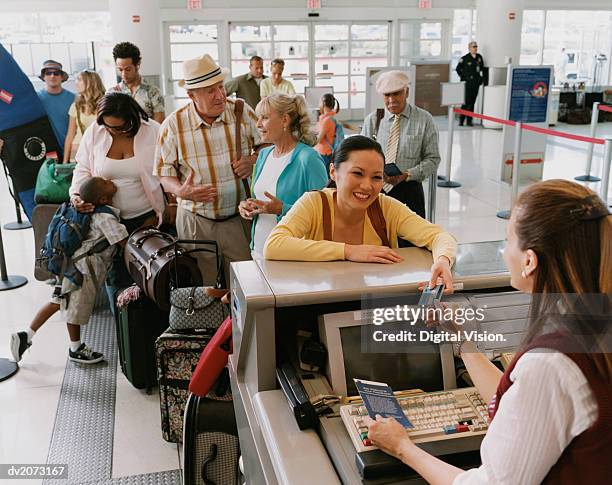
left=452, top=108, right=605, bottom=145
left=598, top=104, right=612, bottom=113
left=453, top=108, right=516, bottom=127
left=189, top=316, right=232, bottom=397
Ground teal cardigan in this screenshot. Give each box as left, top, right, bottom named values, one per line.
left=250, top=142, right=328, bottom=249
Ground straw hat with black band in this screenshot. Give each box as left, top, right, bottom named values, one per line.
left=179, top=54, right=229, bottom=90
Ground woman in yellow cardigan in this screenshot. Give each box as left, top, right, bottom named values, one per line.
left=264, top=135, right=457, bottom=290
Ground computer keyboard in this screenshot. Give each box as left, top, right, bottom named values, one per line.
left=340, top=387, right=490, bottom=453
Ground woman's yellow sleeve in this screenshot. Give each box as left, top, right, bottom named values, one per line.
left=264, top=192, right=346, bottom=261
left=386, top=196, right=458, bottom=265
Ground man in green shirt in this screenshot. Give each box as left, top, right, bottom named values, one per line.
left=225, top=56, right=267, bottom=109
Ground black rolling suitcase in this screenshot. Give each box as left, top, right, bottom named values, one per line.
left=115, top=291, right=169, bottom=393
left=183, top=375, right=240, bottom=485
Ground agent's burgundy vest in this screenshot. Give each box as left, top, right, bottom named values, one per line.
left=488, top=333, right=611, bottom=484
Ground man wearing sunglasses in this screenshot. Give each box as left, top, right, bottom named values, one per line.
left=37, top=60, right=75, bottom=157
left=456, top=42, right=486, bottom=127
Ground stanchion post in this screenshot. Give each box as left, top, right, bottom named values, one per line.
left=575, top=102, right=601, bottom=182
left=600, top=137, right=612, bottom=204
left=497, top=122, right=523, bottom=220
left=427, top=172, right=437, bottom=223
left=0, top=225, right=28, bottom=291
left=3, top=190, right=32, bottom=231
left=438, top=106, right=462, bottom=188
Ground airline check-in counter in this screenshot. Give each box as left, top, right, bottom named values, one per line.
left=228, top=241, right=531, bottom=484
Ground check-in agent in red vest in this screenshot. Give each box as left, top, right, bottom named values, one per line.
left=488, top=332, right=611, bottom=484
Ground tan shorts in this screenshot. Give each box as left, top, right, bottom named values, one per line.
left=51, top=266, right=109, bottom=326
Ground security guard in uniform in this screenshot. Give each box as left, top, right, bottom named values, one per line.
left=456, top=41, right=485, bottom=126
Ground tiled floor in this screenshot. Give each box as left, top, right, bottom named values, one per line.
left=0, top=118, right=610, bottom=483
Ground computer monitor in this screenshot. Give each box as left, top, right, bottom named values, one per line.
left=318, top=309, right=456, bottom=397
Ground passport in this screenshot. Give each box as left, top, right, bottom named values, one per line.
left=354, top=378, right=413, bottom=429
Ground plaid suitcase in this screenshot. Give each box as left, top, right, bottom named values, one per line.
left=183, top=376, right=240, bottom=485
left=156, top=330, right=232, bottom=443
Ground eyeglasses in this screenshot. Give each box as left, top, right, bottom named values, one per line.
left=44, top=70, right=62, bottom=76
left=103, top=120, right=133, bottom=133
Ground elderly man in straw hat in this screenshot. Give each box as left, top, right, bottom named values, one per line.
left=361, top=70, right=440, bottom=229
left=155, top=54, right=261, bottom=284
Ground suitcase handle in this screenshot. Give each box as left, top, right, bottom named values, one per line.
left=133, top=227, right=176, bottom=248
left=172, top=240, right=225, bottom=290
left=201, top=443, right=218, bottom=485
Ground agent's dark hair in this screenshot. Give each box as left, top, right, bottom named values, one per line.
left=249, top=55, right=263, bottom=64
left=80, top=177, right=110, bottom=204
left=96, top=92, right=149, bottom=138
left=321, top=93, right=340, bottom=114
left=112, top=42, right=142, bottom=65
left=326, top=135, right=385, bottom=188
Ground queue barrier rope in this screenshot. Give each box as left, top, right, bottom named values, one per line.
left=449, top=107, right=611, bottom=215
left=598, top=104, right=612, bottom=113
left=452, top=108, right=605, bottom=145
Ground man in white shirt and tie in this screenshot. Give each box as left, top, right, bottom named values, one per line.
left=361, top=71, right=441, bottom=236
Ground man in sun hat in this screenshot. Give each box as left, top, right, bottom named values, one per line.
left=37, top=60, right=75, bottom=158
left=155, top=54, right=261, bottom=285
left=361, top=69, right=440, bottom=227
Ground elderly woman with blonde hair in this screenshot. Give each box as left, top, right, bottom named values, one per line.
left=239, top=93, right=328, bottom=259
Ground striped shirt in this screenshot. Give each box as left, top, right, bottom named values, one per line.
left=361, top=104, right=441, bottom=182
left=154, top=99, right=260, bottom=219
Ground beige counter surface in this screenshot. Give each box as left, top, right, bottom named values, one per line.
left=248, top=240, right=510, bottom=307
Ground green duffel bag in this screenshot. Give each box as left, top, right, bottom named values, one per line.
left=34, top=158, right=76, bottom=204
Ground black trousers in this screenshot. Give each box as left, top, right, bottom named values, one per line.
left=460, top=82, right=481, bottom=124
left=386, top=180, right=425, bottom=248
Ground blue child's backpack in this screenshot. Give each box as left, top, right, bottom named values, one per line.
left=39, top=202, right=115, bottom=287
left=327, top=118, right=345, bottom=158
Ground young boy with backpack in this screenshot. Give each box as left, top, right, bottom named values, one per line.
left=314, top=93, right=344, bottom=175
left=10, top=177, right=128, bottom=364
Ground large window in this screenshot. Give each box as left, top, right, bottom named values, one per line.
left=0, top=12, right=114, bottom=87
left=167, top=24, right=220, bottom=103
left=520, top=10, right=545, bottom=66
left=314, top=23, right=389, bottom=113
left=229, top=23, right=310, bottom=94
left=314, top=24, right=350, bottom=110
left=520, top=10, right=612, bottom=86
left=451, top=9, right=476, bottom=81
left=228, top=22, right=389, bottom=117
left=399, top=20, right=447, bottom=65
